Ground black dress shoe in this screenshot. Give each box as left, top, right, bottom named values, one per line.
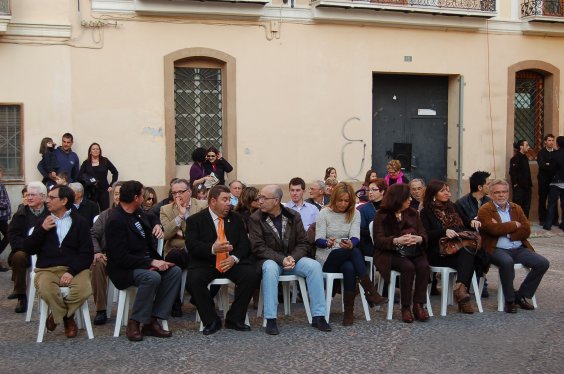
left=93, top=311, right=108, bottom=325
left=203, top=318, right=222, bottom=336
left=516, top=296, right=535, bottom=310
left=225, top=320, right=251, bottom=331
left=15, top=297, right=27, bottom=314
left=265, top=319, right=279, bottom=335
left=311, top=316, right=332, bottom=332
left=7, top=292, right=24, bottom=300
left=171, top=300, right=183, bottom=317
left=505, top=301, right=517, bottom=313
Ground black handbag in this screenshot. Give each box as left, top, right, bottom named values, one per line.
left=395, top=244, right=422, bottom=258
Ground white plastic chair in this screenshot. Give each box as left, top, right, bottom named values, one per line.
left=428, top=266, right=483, bottom=316
left=480, top=263, right=538, bottom=312
left=37, top=287, right=94, bottom=342
left=196, top=278, right=250, bottom=331
left=377, top=270, right=433, bottom=320
left=323, top=272, right=371, bottom=322
left=256, top=274, right=312, bottom=327
left=113, top=239, right=169, bottom=337
left=25, top=254, right=38, bottom=322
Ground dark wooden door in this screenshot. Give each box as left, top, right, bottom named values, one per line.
left=372, top=74, right=448, bottom=183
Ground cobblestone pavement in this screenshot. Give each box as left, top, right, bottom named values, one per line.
left=0, top=230, right=562, bottom=373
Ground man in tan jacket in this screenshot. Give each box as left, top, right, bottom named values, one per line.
left=160, top=178, right=207, bottom=316
left=477, top=179, right=549, bottom=313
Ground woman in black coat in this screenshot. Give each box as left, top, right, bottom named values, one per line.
left=78, top=143, right=118, bottom=211
left=420, top=180, right=479, bottom=314
left=203, top=146, right=233, bottom=186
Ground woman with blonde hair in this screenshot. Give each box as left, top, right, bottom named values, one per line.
left=315, top=182, right=387, bottom=325
left=385, top=160, right=409, bottom=186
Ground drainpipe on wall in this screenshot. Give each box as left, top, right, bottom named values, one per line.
left=457, top=75, right=465, bottom=198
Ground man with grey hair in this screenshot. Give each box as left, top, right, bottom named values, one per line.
left=478, top=179, right=549, bottom=313
left=7, top=181, right=50, bottom=313
left=69, top=182, right=99, bottom=227
left=306, top=180, right=329, bottom=210
left=249, top=184, right=331, bottom=335
left=89, top=181, right=123, bottom=325
left=409, top=178, right=425, bottom=211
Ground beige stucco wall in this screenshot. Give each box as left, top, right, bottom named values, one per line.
left=1, top=1, right=563, bottom=210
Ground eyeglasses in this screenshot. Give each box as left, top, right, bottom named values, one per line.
left=257, top=195, right=277, bottom=202
left=369, top=188, right=380, bottom=192
left=171, top=190, right=188, bottom=196
left=46, top=195, right=61, bottom=200
left=27, top=193, right=40, bottom=198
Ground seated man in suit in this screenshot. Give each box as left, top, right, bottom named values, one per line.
left=89, top=181, right=122, bottom=325
left=249, top=184, right=331, bottom=335
left=106, top=180, right=182, bottom=341
left=69, top=182, right=99, bottom=227
left=160, top=178, right=207, bottom=316
left=185, top=185, right=257, bottom=335
left=24, top=184, right=93, bottom=338
left=7, top=181, right=50, bottom=314
left=477, top=179, right=550, bottom=313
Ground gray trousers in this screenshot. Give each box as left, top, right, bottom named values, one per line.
left=131, top=266, right=182, bottom=324
left=490, top=247, right=550, bottom=302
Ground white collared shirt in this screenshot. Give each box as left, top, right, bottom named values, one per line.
left=53, top=210, right=73, bottom=247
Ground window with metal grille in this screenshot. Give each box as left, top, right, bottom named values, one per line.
left=174, top=67, right=223, bottom=165
left=0, top=104, right=23, bottom=180
left=514, top=71, right=544, bottom=157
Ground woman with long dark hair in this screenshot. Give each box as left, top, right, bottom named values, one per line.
left=78, top=142, right=118, bottom=211
left=203, top=146, right=233, bottom=186
left=420, top=180, right=479, bottom=314
left=315, top=182, right=387, bottom=325
left=373, top=183, right=429, bottom=323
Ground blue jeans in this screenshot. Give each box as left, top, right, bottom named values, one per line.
left=261, top=258, right=326, bottom=320
left=322, top=247, right=367, bottom=292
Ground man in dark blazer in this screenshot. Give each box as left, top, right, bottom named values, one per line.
left=69, top=182, right=99, bottom=227
left=106, top=180, right=182, bottom=341
left=185, top=185, right=257, bottom=335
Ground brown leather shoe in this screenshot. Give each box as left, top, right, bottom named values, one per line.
left=453, top=282, right=471, bottom=304
left=126, top=319, right=143, bottom=341
left=401, top=306, right=414, bottom=323
left=46, top=313, right=57, bottom=332
left=505, top=301, right=517, bottom=313
left=458, top=300, right=475, bottom=314
left=63, top=315, right=78, bottom=338
left=516, top=296, right=535, bottom=310
left=412, top=303, right=429, bottom=321
left=141, top=317, right=172, bottom=338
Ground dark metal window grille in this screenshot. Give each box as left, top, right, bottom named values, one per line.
left=0, top=104, right=23, bottom=180
left=521, top=0, right=564, bottom=17
left=174, top=67, right=223, bottom=165
left=514, top=71, right=544, bottom=156
left=366, top=0, right=496, bottom=11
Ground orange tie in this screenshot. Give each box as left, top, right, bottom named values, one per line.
left=215, top=217, right=228, bottom=272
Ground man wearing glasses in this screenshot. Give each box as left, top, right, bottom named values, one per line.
left=24, top=184, right=94, bottom=338
left=305, top=180, right=329, bottom=210
left=478, top=179, right=550, bottom=313
left=7, top=182, right=50, bottom=314
left=160, top=178, right=207, bottom=316
left=249, top=185, right=331, bottom=335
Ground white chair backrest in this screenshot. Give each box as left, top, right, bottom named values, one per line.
left=369, top=221, right=374, bottom=244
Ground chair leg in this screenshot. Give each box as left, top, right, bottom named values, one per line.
left=325, top=276, right=333, bottom=322
left=386, top=274, right=397, bottom=320
left=37, top=298, right=49, bottom=343
left=179, top=270, right=188, bottom=303
left=357, top=284, right=371, bottom=321
left=26, top=277, right=36, bottom=322
left=256, top=282, right=264, bottom=318
left=80, top=302, right=95, bottom=339
left=291, top=280, right=298, bottom=304
left=471, top=272, right=483, bottom=313
left=440, top=270, right=449, bottom=317
left=497, top=272, right=504, bottom=312
left=297, top=278, right=312, bottom=324
left=283, top=282, right=291, bottom=316
left=426, top=284, right=434, bottom=317
left=113, top=291, right=127, bottom=337
left=161, top=320, right=169, bottom=331
left=106, top=280, right=115, bottom=319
